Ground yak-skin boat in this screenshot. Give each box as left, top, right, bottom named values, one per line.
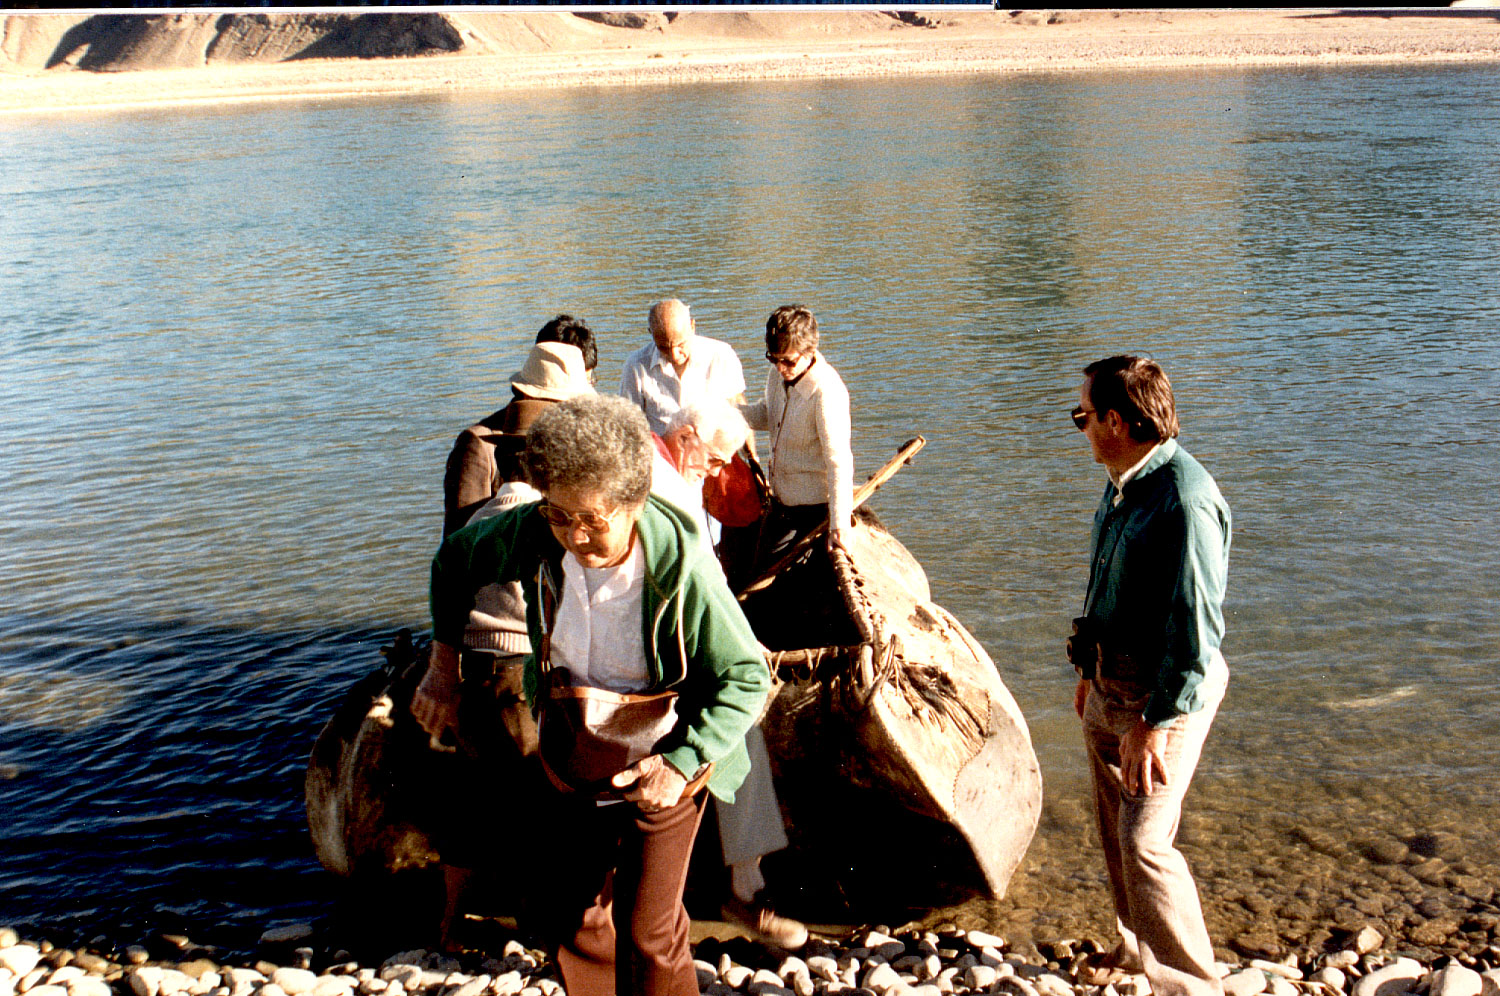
left=305, top=441, right=1041, bottom=914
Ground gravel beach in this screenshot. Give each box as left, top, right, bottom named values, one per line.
left=3, top=914, right=1498, bottom=996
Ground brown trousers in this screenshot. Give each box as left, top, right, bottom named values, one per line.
left=541, top=791, right=707, bottom=996
left=1084, top=659, right=1227, bottom=996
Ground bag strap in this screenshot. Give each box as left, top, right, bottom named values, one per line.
left=536, top=557, right=561, bottom=674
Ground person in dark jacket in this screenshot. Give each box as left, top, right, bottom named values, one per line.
left=442, top=315, right=597, bottom=537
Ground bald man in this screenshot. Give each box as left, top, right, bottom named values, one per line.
left=619, top=298, right=747, bottom=436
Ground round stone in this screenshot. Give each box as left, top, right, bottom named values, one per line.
left=67, top=978, right=114, bottom=996
left=1350, top=959, right=1424, bottom=996
left=1222, top=969, right=1268, bottom=996
left=259, top=928, right=314, bottom=948
left=270, top=968, right=318, bottom=995
left=967, top=931, right=1006, bottom=950
left=0, top=948, right=41, bottom=978
left=1310, top=967, right=1347, bottom=991
left=46, top=968, right=85, bottom=987
left=128, top=968, right=163, bottom=996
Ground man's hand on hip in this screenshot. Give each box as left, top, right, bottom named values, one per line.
left=1120, top=719, right=1171, bottom=796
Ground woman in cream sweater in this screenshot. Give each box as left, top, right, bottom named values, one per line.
left=740, top=304, right=855, bottom=559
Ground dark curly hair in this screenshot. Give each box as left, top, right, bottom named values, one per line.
left=536, top=314, right=597, bottom=372
left=765, top=305, right=819, bottom=357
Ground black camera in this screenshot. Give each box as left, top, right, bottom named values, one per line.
left=1067, top=616, right=1101, bottom=679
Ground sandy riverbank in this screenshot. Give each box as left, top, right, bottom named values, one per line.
left=3, top=9, right=1500, bottom=118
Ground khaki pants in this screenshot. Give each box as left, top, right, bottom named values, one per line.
left=716, top=724, right=789, bottom=869
left=1084, top=656, right=1227, bottom=996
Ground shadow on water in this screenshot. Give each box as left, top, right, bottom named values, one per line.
left=1, top=609, right=967, bottom=957
left=0, top=612, right=414, bottom=952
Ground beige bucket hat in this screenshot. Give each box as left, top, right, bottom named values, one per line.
left=509, top=342, right=595, bottom=401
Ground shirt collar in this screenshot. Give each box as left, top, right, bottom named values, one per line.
left=565, top=534, right=645, bottom=602
left=1108, top=438, right=1176, bottom=504
left=781, top=351, right=818, bottom=390
left=651, top=343, right=690, bottom=374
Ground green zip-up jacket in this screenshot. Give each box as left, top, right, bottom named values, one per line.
left=430, top=494, right=770, bottom=802
left=1083, top=438, right=1231, bottom=728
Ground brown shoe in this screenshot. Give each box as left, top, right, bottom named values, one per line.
left=721, top=895, right=809, bottom=949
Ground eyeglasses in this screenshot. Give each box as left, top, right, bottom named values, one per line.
left=538, top=501, right=623, bottom=533
left=765, top=351, right=802, bottom=370
left=1071, top=405, right=1097, bottom=431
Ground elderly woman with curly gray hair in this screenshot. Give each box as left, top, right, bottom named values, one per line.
left=415, top=394, right=769, bottom=996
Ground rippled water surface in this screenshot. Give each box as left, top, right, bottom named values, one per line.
left=3, top=65, right=1499, bottom=953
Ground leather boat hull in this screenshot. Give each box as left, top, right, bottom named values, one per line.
left=742, top=510, right=1041, bottom=901
left=305, top=511, right=1041, bottom=909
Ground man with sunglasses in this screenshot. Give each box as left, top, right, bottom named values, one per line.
left=1069, top=356, right=1231, bottom=996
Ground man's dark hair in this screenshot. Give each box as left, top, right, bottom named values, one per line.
left=536, top=314, right=597, bottom=372
left=1084, top=355, right=1180, bottom=443
left=765, top=305, right=819, bottom=356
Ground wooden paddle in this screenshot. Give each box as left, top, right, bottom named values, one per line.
left=737, top=435, right=926, bottom=598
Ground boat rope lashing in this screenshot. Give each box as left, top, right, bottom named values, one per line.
left=766, top=644, right=862, bottom=682
left=851, top=636, right=901, bottom=713
left=831, top=545, right=875, bottom=646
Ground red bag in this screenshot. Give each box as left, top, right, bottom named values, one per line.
left=702, top=453, right=765, bottom=527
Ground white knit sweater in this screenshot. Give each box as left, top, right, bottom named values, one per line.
left=462, top=482, right=542, bottom=654
left=741, top=352, right=854, bottom=530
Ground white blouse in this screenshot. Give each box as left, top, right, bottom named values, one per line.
left=551, top=538, right=651, bottom=693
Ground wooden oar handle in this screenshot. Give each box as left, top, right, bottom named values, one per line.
left=736, top=436, right=926, bottom=598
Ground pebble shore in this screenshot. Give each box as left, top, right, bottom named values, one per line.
left=4, top=918, right=1499, bottom=996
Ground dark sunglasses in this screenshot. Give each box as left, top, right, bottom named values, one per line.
left=1071, top=405, right=1097, bottom=431
left=765, top=351, right=802, bottom=369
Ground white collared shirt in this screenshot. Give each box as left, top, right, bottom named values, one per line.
left=552, top=540, right=650, bottom=693
left=619, top=336, right=747, bottom=436
left=1110, top=442, right=1162, bottom=506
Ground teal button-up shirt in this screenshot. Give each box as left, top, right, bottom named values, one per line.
left=1083, top=438, right=1231, bottom=727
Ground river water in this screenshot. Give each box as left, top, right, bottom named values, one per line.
left=3, top=65, right=1499, bottom=958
